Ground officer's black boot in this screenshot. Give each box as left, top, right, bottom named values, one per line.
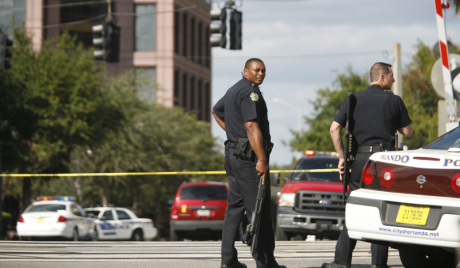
left=370, top=265, right=389, bottom=268
left=221, top=262, right=247, bottom=268
left=321, top=262, right=350, bottom=268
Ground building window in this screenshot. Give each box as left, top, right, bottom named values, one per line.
left=182, top=73, right=188, bottom=108
left=205, top=27, right=210, bottom=68
left=198, top=79, right=203, bottom=120
left=198, top=21, right=203, bottom=66
left=190, top=76, right=195, bottom=111
left=205, top=82, right=210, bottom=121
left=135, top=68, right=156, bottom=101
left=174, top=70, right=180, bottom=106
left=0, top=0, right=25, bottom=38
left=182, top=12, right=188, bottom=56
left=174, top=9, right=179, bottom=54
left=191, top=17, right=195, bottom=62
left=135, top=5, right=156, bottom=51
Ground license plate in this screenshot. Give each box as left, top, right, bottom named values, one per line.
left=36, top=218, right=44, bottom=223
left=396, top=204, right=430, bottom=225
left=197, top=210, right=210, bottom=217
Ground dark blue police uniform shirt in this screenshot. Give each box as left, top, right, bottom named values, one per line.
left=334, top=84, right=411, bottom=146
left=213, top=76, right=271, bottom=143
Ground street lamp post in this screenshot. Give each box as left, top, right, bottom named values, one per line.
left=272, top=98, right=302, bottom=133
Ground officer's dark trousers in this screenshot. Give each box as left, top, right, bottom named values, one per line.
left=221, top=148, right=278, bottom=268
left=334, top=152, right=388, bottom=267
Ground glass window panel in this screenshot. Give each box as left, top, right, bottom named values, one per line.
left=179, top=186, right=227, bottom=200
left=0, top=0, right=25, bottom=38
left=102, top=210, right=114, bottom=220
left=116, top=210, right=131, bottom=220
left=28, top=204, right=66, bottom=212
left=290, top=158, right=340, bottom=182
left=135, top=68, right=156, bottom=101
left=135, top=5, right=156, bottom=51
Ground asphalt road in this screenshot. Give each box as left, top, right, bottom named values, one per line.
left=0, top=240, right=411, bottom=268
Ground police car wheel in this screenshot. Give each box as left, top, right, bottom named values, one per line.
left=131, top=229, right=144, bottom=241
left=399, top=246, right=459, bottom=268
left=71, top=228, right=79, bottom=241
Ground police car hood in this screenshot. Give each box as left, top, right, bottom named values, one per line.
left=369, top=148, right=460, bottom=169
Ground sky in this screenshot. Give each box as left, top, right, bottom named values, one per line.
left=210, top=0, right=460, bottom=166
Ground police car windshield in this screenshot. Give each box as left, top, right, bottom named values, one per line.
left=180, top=186, right=227, bottom=200
left=28, top=204, right=66, bottom=212
left=422, top=126, right=460, bottom=150
left=290, top=157, right=340, bottom=182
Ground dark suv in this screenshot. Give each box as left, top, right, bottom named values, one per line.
left=169, top=182, right=228, bottom=241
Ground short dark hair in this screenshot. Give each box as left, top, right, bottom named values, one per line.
left=245, top=58, right=264, bottom=69
left=370, top=62, right=392, bottom=82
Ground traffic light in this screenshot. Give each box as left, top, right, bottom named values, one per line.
left=0, top=31, right=13, bottom=70
left=92, top=21, right=120, bottom=62
left=229, top=10, right=242, bottom=50
left=210, top=8, right=227, bottom=48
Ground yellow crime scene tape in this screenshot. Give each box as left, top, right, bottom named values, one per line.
left=0, top=169, right=339, bottom=178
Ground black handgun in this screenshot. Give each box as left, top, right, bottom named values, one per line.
left=243, top=175, right=265, bottom=255
left=343, top=93, right=356, bottom=203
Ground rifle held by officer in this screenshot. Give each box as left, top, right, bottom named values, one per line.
left=343, top=93, right=356, bottom=203
left=243, top=175, right=265, bottom=255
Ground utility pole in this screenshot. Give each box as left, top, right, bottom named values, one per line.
left=392, top=43, right=404, bottom=145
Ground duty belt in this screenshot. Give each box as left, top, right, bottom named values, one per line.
left=357, top=143, right=394, bottom=153
left=357, top=145, right=382, bottom=153
left=224, top=139, right=274, bottom=154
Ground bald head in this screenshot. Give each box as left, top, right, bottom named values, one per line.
left=370, top=62, right=392, bottom=82
left=245, top=58, right=264, bottom=69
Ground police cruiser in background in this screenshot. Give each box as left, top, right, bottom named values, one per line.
left=346, top=126, right=460, bottom=268
left=84, top=207, right=157, bottom=241
left=17, top=196, right=96, bottom=241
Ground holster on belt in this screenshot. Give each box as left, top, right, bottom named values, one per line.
left=225, top=138, right=274, bottom=162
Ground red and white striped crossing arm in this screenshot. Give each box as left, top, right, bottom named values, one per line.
left=434, top=0, right=457, bottom=122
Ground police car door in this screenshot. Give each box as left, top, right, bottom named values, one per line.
left=98, top=209, right=118, bottom=239
left=115, top=210, right=132, bottom=239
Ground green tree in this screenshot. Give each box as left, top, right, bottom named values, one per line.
left=38, top=71, right=225, bottom=237
left=289, top=42, right=448, bottom=153
left=289, top=67, right=368, bottom=152
left=402, top=41, right=441, bottom=149
left=0, top=28, right=124, bottom=209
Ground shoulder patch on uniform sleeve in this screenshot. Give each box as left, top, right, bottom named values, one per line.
left=250, top=93, right=259, bottom=101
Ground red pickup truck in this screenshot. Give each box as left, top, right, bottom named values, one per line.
left=274, top=151, right=345, bottom=241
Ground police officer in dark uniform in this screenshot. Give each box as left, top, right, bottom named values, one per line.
left=212, top=58, right=286, bottom=268
left=322, top=62, right=413, bottom=268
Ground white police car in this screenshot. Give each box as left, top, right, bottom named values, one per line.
left=17, top=197, right=96, bottom=241
left=84, top=207, right=158, bottom=241
left=346, top=126, right=460, bottom=268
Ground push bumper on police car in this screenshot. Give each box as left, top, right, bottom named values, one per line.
left=346, top=189, right=460, bottom=248
left=277, top=206, right=344, bottom=235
